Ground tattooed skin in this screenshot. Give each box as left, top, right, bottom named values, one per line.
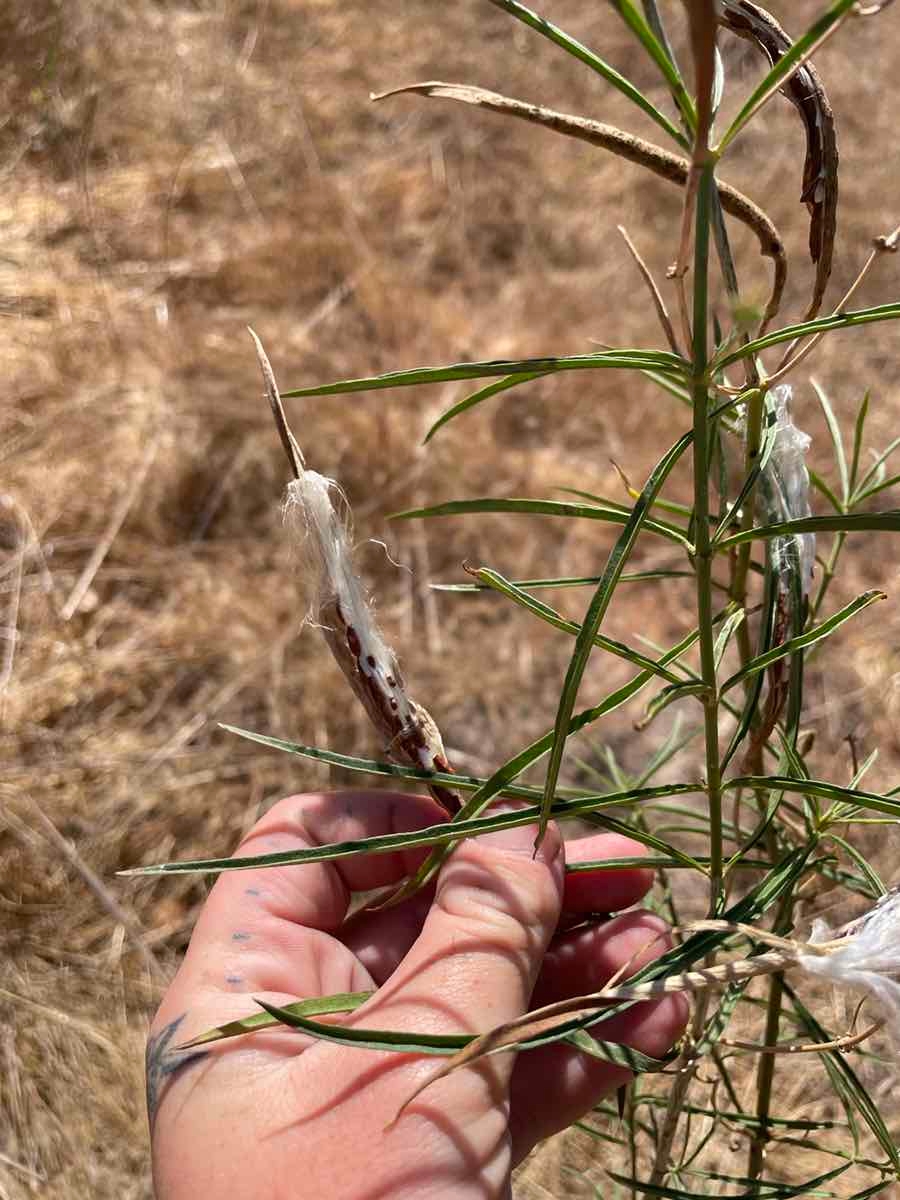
left=145, top=1013, right=208, bottom=1131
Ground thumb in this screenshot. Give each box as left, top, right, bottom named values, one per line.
left=357, top=818, right=565, bottom=1039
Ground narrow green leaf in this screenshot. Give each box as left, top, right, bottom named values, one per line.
left=713, top=388, right=777, bottom=540
left=635, top=716, right=700, bottom=786
left=608, top=0, right=696, bottom=130
left=485, top=0, right=688, bottom=146
left=850, top=747, right=879, bottom=793
left=729, top=774, right=900, bottom=820
left=811, top=378, right=849, bottom=506
left=854, top=434, right=900, bottom=500
left=423, top=372, right=547, bottom=443
left=718, top=511, right=900, bottom=551
left=180, top=991, right=372, bottom=1048
left=638, top=680, right=705, bottom=729
left=557, top=485, right=691, bottom=523
left=392, top=496, right=692, bottom=547
left=696, top=981, right=748, bottom=1055
left=714, top=606, right=746, bottom=670
left=638, top=367, right=693, bottom=407
left=588, top=820, right=706, bottom=871
left=717, top=0, right=857, bottom=153
left=626, top=1098, right=844, bottom=1131
left=724, top=787, right=782, bottom=876
left=809, top=467, right=843, bottom=514
left=564, top=1028, right=673, bottom=1073
left=638, top=0, right=682, bottom=79
left=853, top=471, right=900, bottom=505
left=527, top=845, right=815, bottom=1055
left=848, top=390, right=870, bottom=499
left=280, top=349, right=683, bottom=399
left=470, top=567, right=685, bottom=682
left=826, top=833, right=885, bottom=898
left=257, top=999, right=467, bottom=1055
left=721, top=590, right=886, bottom=692
left=716, top=302, right=900, bottom=370
left=124, top=618, right=710, bottom=889
left=388, top=622, right=709, bottom=903
left=846, top=1183, right=898, bottom=1200
left=606, top=1162, right=849, bottom=1198
left=431, top=568, right=695, bottom=592
left=576, top=1120, right=629, bottom=1148
left=217, top=730, right=539, bottom=798
left=813, top=857, right=882, bottom=901
left=777, top=727, right=813, bottom=791
left=302, top=852, right=817, bottom=1097
left=122, top=773, right=702, bottom=877
left=540, top=432, right=694, bottom=842
left=567, top=855, right=770, bottom=872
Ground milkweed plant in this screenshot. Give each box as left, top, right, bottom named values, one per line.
left=127, top=1, right=900, bottom=1194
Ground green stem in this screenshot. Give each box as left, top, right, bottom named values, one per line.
left=748, top=972, right=785, bottom=1181
left=712, top=188, right=761, bottom=707
left=810, top=530, right=846, bottom=622
left=747, top=872, right=793, bottom=1186
left=692, top=159, right=723, bottom=909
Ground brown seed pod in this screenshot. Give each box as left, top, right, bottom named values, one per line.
left=720, top=0, right=838, bottom=319
left=249, top=328, right=460, bottom=816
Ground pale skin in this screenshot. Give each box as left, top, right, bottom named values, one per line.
left=149, top=791, right=688, bottom=1200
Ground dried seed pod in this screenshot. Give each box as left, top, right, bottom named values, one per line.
left=250, top=329, right=460, bottom=815
left=373, top=81, right=787, bottom=329
left=720, top=0, right=838, bottom=318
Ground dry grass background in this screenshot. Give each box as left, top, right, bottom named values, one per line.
left=3, top=1, right=900, bottom=1196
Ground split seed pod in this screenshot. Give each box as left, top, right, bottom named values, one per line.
left=249, top=329, right=460, bottom=815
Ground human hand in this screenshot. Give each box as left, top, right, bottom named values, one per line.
left=148, top=791, right=687, bottom=1199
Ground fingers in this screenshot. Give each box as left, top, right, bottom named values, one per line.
left=509, top=992, right=688, bottom=1164
left=155, top=790, right=447, bottom=1021
left=342, top=829, right=655, bottom=987
left=355, top=820, right=565, bottom=1038
left=532, top=910, right=671, bottom=1009
left=224, top=815, right=564, bottom=1197
left=508, top=911, right=689, bottom=1161
left=562, top=832, right=654, bottom=914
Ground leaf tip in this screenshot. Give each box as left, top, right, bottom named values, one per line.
left=175, top=1030, right=218, bottom=1050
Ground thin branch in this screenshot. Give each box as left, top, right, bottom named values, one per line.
left=769, top=222, right=900, bottom=385
left=617, top=224, right=682, bottom=356
left=721, top=1019, right=882, bottom=1055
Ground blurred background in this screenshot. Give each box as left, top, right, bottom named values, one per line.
left=3, top=1, right=900, bottom=1195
